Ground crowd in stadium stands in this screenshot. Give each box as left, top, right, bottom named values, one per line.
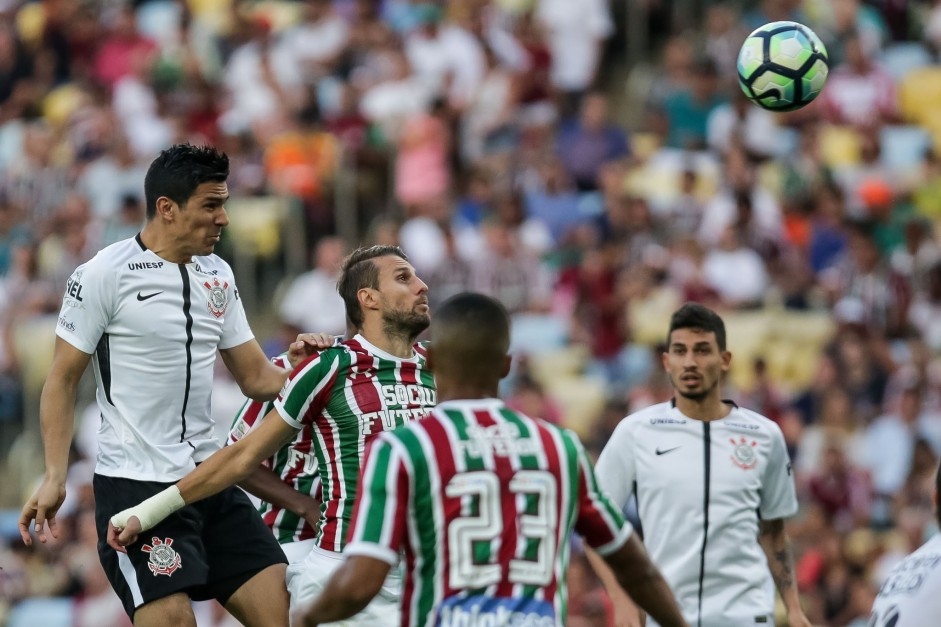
left=3, top=0, right=941, bottom=625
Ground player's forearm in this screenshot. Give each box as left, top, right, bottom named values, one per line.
left=238, top=464, right=320, bottom=521
left=585, top=546, right=639, bottom=609
left=759, top=520, right=802, bottom=613
left=240, top=362, right=289, bottom=402
left=606, top=535, right=688, bottom=627
left=38, top=378, right=79, bottom=482
left=178, top=444, right=258, bottom=504
left=614, top=568, right=686, bottom=627
left=301, top=561, right=378, bottom=625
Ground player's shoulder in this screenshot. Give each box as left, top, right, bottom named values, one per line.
left=725, top=404, right=786, bottom=438
left=616, top=401, right=677, bottom=433
left=81, top=236, right=152, bottom=274
left=191, top=252, right=235, bottom=278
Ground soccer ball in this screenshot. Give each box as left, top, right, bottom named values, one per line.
left=737, top=21, right=829, bottom=112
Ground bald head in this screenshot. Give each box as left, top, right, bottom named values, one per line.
left=430, top=293, right=511, bottom=389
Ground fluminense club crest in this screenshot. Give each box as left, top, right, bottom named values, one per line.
left=142, top=537, right=182, bottom=576
left=203, top=277, right=229, bottom=318
left=730, top=436, right=758, bottom=470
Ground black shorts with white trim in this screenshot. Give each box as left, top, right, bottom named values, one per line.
left=93, top=474, right=288, bottom=619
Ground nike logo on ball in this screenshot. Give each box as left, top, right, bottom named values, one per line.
left=137, top=291, right=163, bottom=301
left=655, top=446, right=680, bottom=456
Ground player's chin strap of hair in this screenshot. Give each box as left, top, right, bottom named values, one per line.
left=110, top=486, right=186, bottom=533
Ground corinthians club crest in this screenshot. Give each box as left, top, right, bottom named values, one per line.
left=203, top=277, right=229, bottom=318
left=730, top=436, right=758, bottom=470
left=142, top=537, right=182, bottom=577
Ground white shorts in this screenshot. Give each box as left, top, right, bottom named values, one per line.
left=287, top=544, right=401, bottom=626
left=281, top=538, right=317, bottom=565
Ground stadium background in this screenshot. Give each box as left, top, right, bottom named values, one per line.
left=1, top=0, right=941, bottom=625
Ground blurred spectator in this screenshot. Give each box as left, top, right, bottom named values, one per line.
left=473, top=217, right=553, bottom=314
left=404, top=3, right=486, bottom=111
left=797, top=387, right=868, bottom=474
left=806, top=442, right=873, bottom=532
left=823, top=220, right=911, bottom=338
left=277, top=236, right=348, bottom=340
left=909, top=261, right=941, bottom=353
left=76, top=135, right=147, bottom=222
left=818, top=31, right=898, bottom=127
left=661, top=58, right=725, bottom=150
left=93, top=4, right=158, bottom=90
left=395, top=98, right=451, bottom=213
left=272, top=0, right=349, bottom=93
left=702, top=226, right=770, bottom=308
left=535, top=0, right=613, bottom=112
left=707, top=88, right=780, bottom=160
left=864, top=383, right=941, bottom=525
left=555, top=91, right=629, bottom=192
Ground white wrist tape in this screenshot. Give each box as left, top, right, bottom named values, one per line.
left=110, top=485, right=185, bottom=532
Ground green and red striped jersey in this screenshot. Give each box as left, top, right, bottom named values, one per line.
left=274, top=335, right=436, bottom=552
left=228, top=353, right=321, bottom=545
left=345, top=398, right=632, bottom=627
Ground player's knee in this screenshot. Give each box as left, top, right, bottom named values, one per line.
left=134, top=593, right=196, bottom=627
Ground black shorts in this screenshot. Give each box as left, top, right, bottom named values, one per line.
left=94, top=474, right=288, bottom=618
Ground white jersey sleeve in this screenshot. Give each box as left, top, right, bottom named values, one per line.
left=758, top=422, right=798, bottom=520
left=594, top=417, right=637, bottom=510
left=55, top=256, right=116, bottom=354
left=870, top=534, right=941, bottom=627
left=218, top=275, right=254, bottom=349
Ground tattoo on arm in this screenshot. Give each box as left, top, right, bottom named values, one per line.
left=761, top=520, right=796, bottom=596
left=772, top=547, right=794, bottom=592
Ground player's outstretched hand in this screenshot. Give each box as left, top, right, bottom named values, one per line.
left=18, top=478, right=66, bottom=546
left=107, top=516, right=143, bottom=553
left=288, top=333, right=337, bottom=368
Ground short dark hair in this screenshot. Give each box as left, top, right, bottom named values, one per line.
left=337, top=245, right=409, bottom=330
left=432, top=292, right=510, bottom=377
left=668, top=302, right=727, bottom=351
left=144, top=144, right=229, bottom=219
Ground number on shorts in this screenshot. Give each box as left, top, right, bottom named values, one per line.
left=445, top=470, right=558, bottom=589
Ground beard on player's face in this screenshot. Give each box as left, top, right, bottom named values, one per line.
left=382, top=306, right=430, bottom=339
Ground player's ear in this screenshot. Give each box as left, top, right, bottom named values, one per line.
left=155, top=196, right=175, bottom=222
left=358, top=286, right=379, bottom=312
left=499, top=354, right=511, bottom=379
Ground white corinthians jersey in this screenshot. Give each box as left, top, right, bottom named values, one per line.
left=56, top=235, right=254, bottom=481
left=596, top=400, right=798, bottom=627
left=870, top=533, right=941, bottom=627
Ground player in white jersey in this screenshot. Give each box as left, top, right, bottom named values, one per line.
left=294, top=292, right=687, bottom=627
left=107, top=245, right=435, bottom=625
left=869, top=462, right=941, bottom=627
left=18, top=144, right=329, bottom=627
left=589, top=303, right=810, bottom=627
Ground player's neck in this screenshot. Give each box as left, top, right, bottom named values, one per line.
left=139, top=223, right=192, bottom=264
left=436, top=380, right=500, bottom=403
left=673, top=394, right=731, bottom=422
left=360, top=323, right=416, bottom=359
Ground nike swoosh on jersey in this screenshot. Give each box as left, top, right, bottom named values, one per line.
left=655, top=446, right=681, bottom=455
left=137, top=291, right=163, bottom=301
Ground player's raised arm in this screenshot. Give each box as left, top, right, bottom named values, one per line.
left=221, top=333, right=334, bottom=402
left=107, top=407, right=299, bottom=550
